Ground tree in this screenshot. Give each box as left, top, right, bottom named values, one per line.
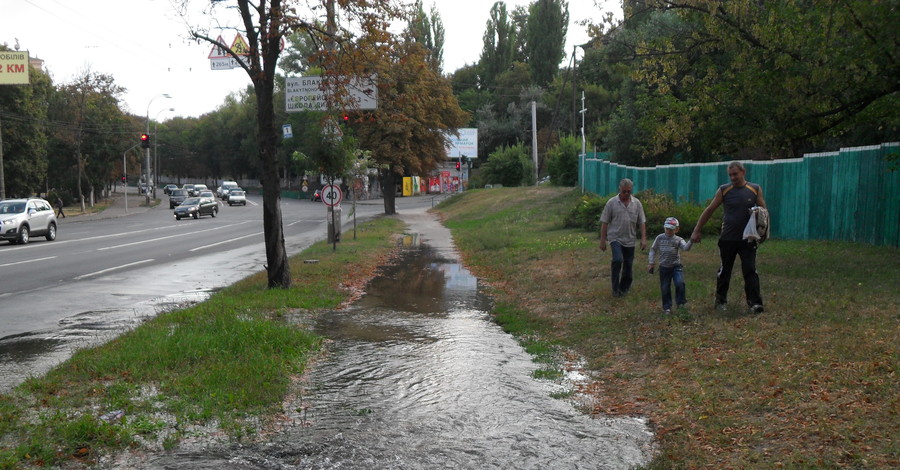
left=407, top=0, right=445, bottom=72
left=525, top=0, right=569, bottom=87
left=0, top=49, right=52, bottom=198
left=547, top=134, right=579, bottom=186
left=348, top=39, right=469, bottom=214
left=479, top=2, right=519, bottom=88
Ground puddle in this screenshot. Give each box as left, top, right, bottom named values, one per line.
left=121, top=236, right=655, bottom=469
left=0, top=291, right=210, bottom=393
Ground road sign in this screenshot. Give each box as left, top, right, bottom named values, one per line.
left=282, top=124, right=293, bottom=138
left=285, top=75, right=378, bottom=112
left=321, top=184, right=343, bottom=207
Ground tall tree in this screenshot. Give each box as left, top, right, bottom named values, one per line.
left=479, top=2, right=519, bottom=88
left=407, top=1, right=445, bottom=72
left=188, top=0, right=400, bottom=288
left=525, top=0, right=569, bottom=87
left=0, top=50, right=51, bottom=198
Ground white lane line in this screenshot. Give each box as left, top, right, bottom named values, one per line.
left=0, top=256, right=57, bottom=267
left=97, top=224, right=229, bottom=251
left=73, top=259, right=155, bottom=280
left=190, top=233, right=261, bottom=252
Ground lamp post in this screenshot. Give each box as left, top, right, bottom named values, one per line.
left=152, top=108, right=174, bottom=200
left=123, top=143, right=140, bottom=213
left=145, top=94, right=172, bottom=205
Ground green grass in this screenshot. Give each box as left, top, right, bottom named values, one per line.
left=436, top=186, right=899, bottom=469
left=0, top=216, right=404, bottom=469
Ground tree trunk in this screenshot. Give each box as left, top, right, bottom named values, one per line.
left=255, top=76, right=291, bottom=289
left=382, top=171, right=397, bottom=215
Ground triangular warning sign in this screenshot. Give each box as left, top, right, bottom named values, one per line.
left=208, top=35, right=229, bottom=59
left=230, top=34, right=250, bottom=56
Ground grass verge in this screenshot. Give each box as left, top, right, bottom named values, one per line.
left=0, top=216, right=404, bottom=469
left=435, top=186, right=898, bottom=469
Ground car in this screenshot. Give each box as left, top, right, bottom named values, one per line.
left=163, top=184, right=178, bottom=195
left=168, top=189, right=190, bottom=209
left=192, top=184, right=209, bottom=196
left=227, top=190, right=247, bottom=206
left=181, top=184, right=196, bottom=197
left=217, top=181, right=239, bottom=199
left=0, top=198, right=58, bottom=244
left=198, top=190, right=215, bottom=199
left=311, top=189, right=322, bottom=202
left=223, top=187, right=242, bottom=202
left=174, top=197, right=218, bottom=220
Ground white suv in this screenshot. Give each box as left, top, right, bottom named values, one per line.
left=0, top=198, right=58, bottom=244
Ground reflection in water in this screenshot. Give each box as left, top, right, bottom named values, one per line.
left=101, top=235, right=655, bottom=469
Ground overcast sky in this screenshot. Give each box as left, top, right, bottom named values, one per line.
left=2, top=0, right=619, bottom=118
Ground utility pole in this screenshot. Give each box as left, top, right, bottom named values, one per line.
left=531, top=100, right=538, bottom=185
left=0, top=115, right=5, bottom=199
left=580, top=91, right=587, bottom=192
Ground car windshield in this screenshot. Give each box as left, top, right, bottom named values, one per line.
left=180, top=197, right=200, bottom=206
left=0, top=202, right=26, bottom=214
left=231, top=191, right=244, bottom=196
left=171, top=190, right=187, bottom=196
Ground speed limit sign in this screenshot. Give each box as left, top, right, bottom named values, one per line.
left=321, top=184, right=343, bottom=206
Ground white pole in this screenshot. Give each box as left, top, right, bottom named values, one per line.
left=580, top=91, right=587, bottom=192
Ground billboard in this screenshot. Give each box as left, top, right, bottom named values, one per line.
left=0, top=51, right=29, bottom=85
left=285, top=76, right=378, bottom=112
left=446, top=128, right=478, bottom=158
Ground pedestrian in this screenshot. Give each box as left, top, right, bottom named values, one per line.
left=55, top=196, right=66, bottom=218
left=599, top=178, right=647, bottom=297
left=648, top=217, right=692, bottom=314
left=690, top=161, right=767, bottom=313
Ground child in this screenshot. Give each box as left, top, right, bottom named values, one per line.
left=648, top=217, right=692, bottom=314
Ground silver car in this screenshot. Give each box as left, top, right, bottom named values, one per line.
left=0, top=198, right=58, bottom=244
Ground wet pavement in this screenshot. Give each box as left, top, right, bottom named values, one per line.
left=103, top=209, right=655, bottom=469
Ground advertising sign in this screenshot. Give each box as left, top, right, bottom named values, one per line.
left=445, top=128, right=478, bottom=158
left=0, top=51, right=29, bottom=85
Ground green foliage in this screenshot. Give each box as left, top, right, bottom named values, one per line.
left=563, top=189, right=722, bottom=237
left=524, top=0, right=568, bottom=87
left=546, top=135, right=580, bottom=186
left=479, top=2, right=519, bottom=88
left=480, top=142, right=535, bottom=187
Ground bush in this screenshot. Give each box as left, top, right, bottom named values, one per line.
left=480, top=143, right=535, bottom=187
left=564, top=189, right=722, bottom=238
left=547, top=135, right=580, bottom=186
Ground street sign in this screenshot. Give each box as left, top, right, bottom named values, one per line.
left=282, top=124, right=293, bottom=138
left=321, top=184, right=343, bottom=207
left=285, top=75, right=378, bottom=112
left=0, top=50, right=29, bottom=85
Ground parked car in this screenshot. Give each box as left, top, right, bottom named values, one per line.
left=192, top=184, right=209, bottom=196
left=226, top=190, right=247, bottom=206
left=163, top=184, right=178, bottom=195
left=174, top=197, right=218, bottom=220
left=168, top=189, right=189, bottom=208
left=0, top=198, right=58, bottom=244
left=217, top=181, right=239, bottom=199
left=311, top=189, right=322, bottom=201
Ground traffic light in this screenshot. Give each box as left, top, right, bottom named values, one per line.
left=456, top=161, right=461, bottom=170
left=122, top=175, right=126, bottom=183
left=140, top=133, right=150, bottom=149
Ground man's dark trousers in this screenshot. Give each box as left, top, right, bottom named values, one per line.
left=610, top=241, right=635, bottom=296
left=716, top=239, right=762, bottom=306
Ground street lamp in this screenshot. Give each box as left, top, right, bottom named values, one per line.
left=152, top=107, right=174, bottom=199
left=145, top=94, right=172, bottom=205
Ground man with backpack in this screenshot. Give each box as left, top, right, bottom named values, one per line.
left=690, top=161, right=767, bottom=314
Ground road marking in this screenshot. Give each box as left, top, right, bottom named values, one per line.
left=73, top=259, right=155, bottom=280
left=0, top=256, right=57, bottom=267
left=189, top=232, right=262, bottom=252
left=97, top=224, right=237, bottom=251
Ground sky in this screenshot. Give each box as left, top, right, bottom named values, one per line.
left=2, top=0, right=620, bottom=119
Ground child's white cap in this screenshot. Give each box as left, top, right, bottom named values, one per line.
left=664, top=217, right=679, bottom=229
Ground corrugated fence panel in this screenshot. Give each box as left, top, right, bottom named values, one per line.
left=579, top=143, right=899, bottom=246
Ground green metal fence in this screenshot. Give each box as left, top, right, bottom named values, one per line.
left=579, top=143, right=900, bottom=246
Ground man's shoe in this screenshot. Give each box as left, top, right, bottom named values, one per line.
left=663, top=308, right=672, bottom=315
left=715, top=302, right=727, bottom=311
left=750, top=304, right=764, bottom=314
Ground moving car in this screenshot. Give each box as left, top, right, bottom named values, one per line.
left=198, top=190, right=215, bottom=199
left=168, top=189, right=189, bottom=208
left=163, top=184, right=178, bottom=195
left=181, top=184, right=196, bottom=196
left=226, top=189, right=247, bottom=206
left=192, top=184, right=209, bottom=196
left=0, top=198, right=58, bottom=244
left=174, top=197, right=218, bottom=220
left=217, top=181, right=239, bottom=199
left=311, top=189, right=322, bottom=202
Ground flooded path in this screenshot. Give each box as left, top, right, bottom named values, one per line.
left=107, top=210, right=655, bottom=469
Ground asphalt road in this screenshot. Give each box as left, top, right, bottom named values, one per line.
left=0, top=192, right=441, bottom=341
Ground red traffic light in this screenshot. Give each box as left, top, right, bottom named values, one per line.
left=456, top=161, right=461, bottom=170
left=140, top=133, right=150, bottom=148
